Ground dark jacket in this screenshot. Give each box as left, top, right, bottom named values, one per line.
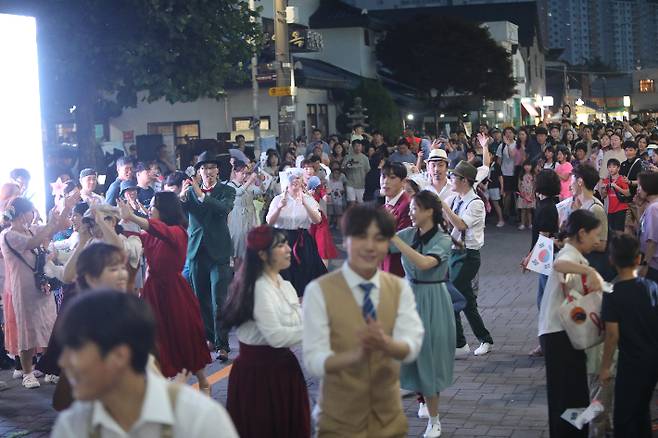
left=182, top=183, right=236, bottom=264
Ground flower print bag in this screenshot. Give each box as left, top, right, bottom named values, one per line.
left=558, top=273, right=605, bottom=350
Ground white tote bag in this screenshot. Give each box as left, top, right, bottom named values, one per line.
left=558, top=274, right=605, bottom=350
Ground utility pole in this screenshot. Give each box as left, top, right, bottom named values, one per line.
left=274, top=0, right=295, bottom=147
left=249, top=0, right=261, bottom=154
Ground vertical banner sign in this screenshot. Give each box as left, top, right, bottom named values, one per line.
left=0, top=14, right=46, bottom=218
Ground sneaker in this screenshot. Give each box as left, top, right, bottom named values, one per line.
left=22, top=373, right=40, bottom=389
left=0, top=381, right=8, bottom=391
left=455, top=344, right=470, bottom=359
left=518, top=224, right=526, bottom=230
left=33, top=369, right=44, bottom=378
left=400, top=388, right=414, bottom=397
left=496, top=221, right=505, bottom=228
left=44, top=374, right=59, bottom=384
left=474, top=342, right=493, bottom=356
left=12, top=370, right=23, bottom=379
left=423, top=420, right=442, bottom=437
left=418, top=402, right=429, bottom=418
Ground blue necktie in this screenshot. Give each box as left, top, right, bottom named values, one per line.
left=359, top=282, right=377, bottom=321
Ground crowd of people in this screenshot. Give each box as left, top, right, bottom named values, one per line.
left=0, top=116, right=656, bottom=438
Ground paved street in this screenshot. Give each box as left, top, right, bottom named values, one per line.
left=0, top=224, right=656, bottom=437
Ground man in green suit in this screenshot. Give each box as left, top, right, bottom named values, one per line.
left=180, top=151, right=235, bottom=361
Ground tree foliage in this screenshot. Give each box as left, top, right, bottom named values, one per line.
left=27, top=0, right=262, bottom=167
left=353, top=80, right=402, bottom=143
left=376, top=15, right=516, bottom=102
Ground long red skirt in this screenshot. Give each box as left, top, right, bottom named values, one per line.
left=227, top=343, right=311, bottom=438
left=142, top=273, right=211, bottom=377
left=310, top=213, right=338, bottom=259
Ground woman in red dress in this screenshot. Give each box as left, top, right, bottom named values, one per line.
left=117, top=192, right=211, bottom=393
left=307, top=175, right=338, bottom=267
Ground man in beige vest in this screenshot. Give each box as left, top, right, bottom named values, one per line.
left=303, top=205, right=424, bottom=437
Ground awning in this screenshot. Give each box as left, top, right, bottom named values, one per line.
left=521, top=100, right=539, bottom=117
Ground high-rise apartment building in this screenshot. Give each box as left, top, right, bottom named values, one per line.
left=348, top=0, right=658, bottom=70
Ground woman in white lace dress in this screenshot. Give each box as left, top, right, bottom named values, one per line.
left=265, top=169, right=327, bottom=296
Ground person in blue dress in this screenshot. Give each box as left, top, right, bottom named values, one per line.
left=390, top=190, right=456, bottom=438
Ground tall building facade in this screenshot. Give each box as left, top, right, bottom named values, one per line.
left=349, top=0, right=658, bottom=70
left=553, top=0, right=657, bottom=71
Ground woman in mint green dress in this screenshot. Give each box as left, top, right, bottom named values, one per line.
left=390, top=190, right=456, bottom=438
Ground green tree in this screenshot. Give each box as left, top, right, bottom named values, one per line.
left=376, top=15, right=516, bottom=111
left=29, top=0, right=262, bottom=168
left=337, top=80, right=402, bottom=144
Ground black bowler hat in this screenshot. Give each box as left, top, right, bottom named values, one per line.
left=194, top=151, right=220, bottom=170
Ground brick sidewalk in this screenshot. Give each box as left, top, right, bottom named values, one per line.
left=1, top=225, right=656, bottom=437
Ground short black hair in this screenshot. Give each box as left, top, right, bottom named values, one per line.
left=76, top=243, right=125, bottom=290
left=9, top=168, right=30, bottom=181
left=609, top=233, right=640, bottom=268
left=381, top=161, right=407, bottom=179
left=534, top=169, right=561, bottom=197
left=573, top=164, right=599, bottom=191
left=639, top=171, right=658, bottom=196
left=116, top=156, right=132, bottom=168
left=134, top=162, right=148, bottom=174
left=556, top=145, right=571, bottom=162
left=351, top=139, right=363, bottom=147
left=341, top=205, right=396, bottom=238
left=55, top=290, right=155, bottom=373
left=559, top=209, right=601, bottom=241
left=312, top=128, right=322, bottom=134
left=574, top=143, right=588, bottom=154
left=623, top=141, right=637, bottom=150
left=535, top=127, right=548, bottom=135
left=235, top=134, right=245, bottom=141
left=607, top=158, right=621, bottom=168
left=164, top=171, right=186, bottom=187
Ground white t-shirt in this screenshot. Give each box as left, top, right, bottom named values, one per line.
left=538, top=243, right=589, bottom=336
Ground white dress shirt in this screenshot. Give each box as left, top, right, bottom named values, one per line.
left=538, top=243, right=589, bottom=337
left=236, top=274, right=303, bottom=348
left=267, top=193, right=319, bottom=230
left=424, top=179, right=455, bottom=202
left=302, top=262, right=424, bottom=378
left=449, top=189, right=485, bottom=250
left=51, top=371, right=238, bottom=438
left=385, top=189, right=405, bottom=207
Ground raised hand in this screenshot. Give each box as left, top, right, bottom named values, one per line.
left=116, top=198, right=133, bottom=221
left=477, top=132, right=489, bottom=149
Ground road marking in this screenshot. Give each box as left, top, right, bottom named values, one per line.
left=192, top=364, right=232, bottom=389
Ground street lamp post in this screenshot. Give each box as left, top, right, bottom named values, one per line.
left=430, top=88, right=438, bottom=136
left=249, top=0, right=261, bottom=153
left=274, top=0, right=295, bottom=145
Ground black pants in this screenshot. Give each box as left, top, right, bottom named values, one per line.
left=540, top=331, right=589, bottom=438
left=188, top=248, right=233, bottom=351
left=613, top=358, right=658, bottom=438
left=607, top=210, right=627, bottom=232
left=450, top=249, right=493, bottom=347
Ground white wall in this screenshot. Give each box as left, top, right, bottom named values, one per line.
left=109, top=87, right=335, bottom=144
left=256, top=0, right=320, bottom=26
left=632, top=68, right=658, bottom=112
left=299, top=27, right=377, bottom=78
